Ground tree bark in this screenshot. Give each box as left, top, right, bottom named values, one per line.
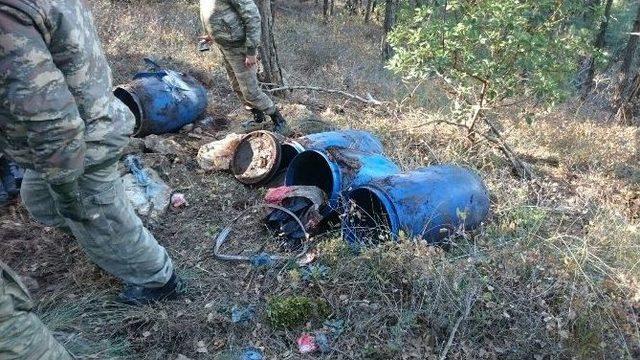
left=364, top=0, right=373, bottom=22
left=256, top=0, right=284, bottom=89
left=381, top=0, right=397, bottom=60
left=620, top=4, right=640, bottom=78
left=614, top=4, right=640, bottom=121
left=583, top=0, right=612, bottom=95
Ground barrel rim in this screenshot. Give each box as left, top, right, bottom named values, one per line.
left=231, top=130, right=282, bottom=185
left=113, top=84, right=146, bottom=137
left=285, top=149, right=342, bottom=208
left=344, top=185, right=400, bottom=244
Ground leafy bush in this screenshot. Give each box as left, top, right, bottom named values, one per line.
left=388, top=0, right=592, bottom=114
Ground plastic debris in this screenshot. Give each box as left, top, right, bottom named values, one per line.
left=171, top=193, right=188, bottom=208
left=265, top=186, right=327, bottom=249
left=323, top=319, right=345, bottom=337
left=249, top=252, right=274, bottom=268
left=143, top=134, right=185, bottom=155
left=241, top=347, right=263, bottom=360
left=197, top=133, right=244, bottom=171
left=314, top=332, right=331, bottom=353
left=231, top=305, right=256, bottom=324
left=297, top=333, right=318, bottom=354
left=122, top=155, right=172, bottom=223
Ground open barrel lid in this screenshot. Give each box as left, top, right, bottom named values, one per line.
left=231, top=131, right=282, bottom=185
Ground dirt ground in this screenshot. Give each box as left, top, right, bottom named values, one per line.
left=1, top=0, right=640, bottom=359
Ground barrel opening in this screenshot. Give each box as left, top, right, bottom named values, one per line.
left=346, top=188, right=393, bottom=245
left=287, top=151, right=334, bottom=195
left=232, top=132, right=280, bottom=185
left=279, top=143, right=301, bottom=172
left=114, top=87, right=143, bottom=135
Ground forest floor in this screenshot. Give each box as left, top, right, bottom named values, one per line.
left=1, top=0, right=639, bottom=359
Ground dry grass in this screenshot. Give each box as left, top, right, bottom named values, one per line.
left=1, top=0, right=639, bottom=359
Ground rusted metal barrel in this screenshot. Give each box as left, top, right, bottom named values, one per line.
left=231, top=131, right=303, bottom=185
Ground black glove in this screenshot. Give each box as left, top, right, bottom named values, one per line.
left=50, top=181, right=92, bottom=222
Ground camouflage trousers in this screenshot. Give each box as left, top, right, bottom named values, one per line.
left=219, top=46, right=276, bottom=115
left=0, top=261, right=71, bottom=359
left=20, top=163, right=174, bottom=288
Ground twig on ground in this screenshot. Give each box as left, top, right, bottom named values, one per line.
left=439, top=291, right=476, bottom=360
left=483, top=118, right=534, bottom=179
left=263, top=85, right=384, bottom=105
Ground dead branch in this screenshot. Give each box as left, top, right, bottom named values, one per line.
left=263, top=85, right=384, bottom=105
left=389, top=115, right=534, bottom=180
left=483, top=118, right=534, bottom=179
left=439, top=291, right=476, bottom=360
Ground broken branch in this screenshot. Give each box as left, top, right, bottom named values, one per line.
left=263, top=85, right=384, bottom=105
left=439, top=291, right=476, bottom=360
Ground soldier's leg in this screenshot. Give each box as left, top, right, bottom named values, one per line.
left=63, top=163, right=174, bottom=287
left=20, top=169, right=68, bottom=230
left=220, top=47, right=276, bottom=115
left=0, top=262, right=71, bottom=360
left=221, top=52, right=246, bottom=105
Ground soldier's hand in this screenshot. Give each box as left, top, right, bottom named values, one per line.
left=50, top=181, right=97, bottom=222
left=245, top=55, right=258, bottom=69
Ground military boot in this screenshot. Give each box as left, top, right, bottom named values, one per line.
left=270, top=108, right=288, bottom=134
left=118, top=272, right=185, bottom=305
left=241, top=108, right=267, bottom=130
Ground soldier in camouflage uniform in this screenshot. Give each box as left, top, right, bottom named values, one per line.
left=0, top=261, right=71, bottom=359
left=0, top=0, right=184, bottom=355
left=199, top=0, right=288, bottom=133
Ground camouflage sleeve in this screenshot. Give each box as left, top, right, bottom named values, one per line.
left=229, top=0, right=261, bottom=56
left=0, top=7, right=86, bottom=185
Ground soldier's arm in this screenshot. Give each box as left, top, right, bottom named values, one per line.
left=0, top=7, right=86, bottom=186
left=229, top=0, right=262, bottom=56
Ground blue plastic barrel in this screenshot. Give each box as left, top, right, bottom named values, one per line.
left=285, top=148, right=400, bottom=209
left=231, top=130, right=390, bottom=186
left=298, top=130, right=384, bottom=153
left=114, top=60, right=207, bottom=137
left=342, top=165, right=490, bottom=245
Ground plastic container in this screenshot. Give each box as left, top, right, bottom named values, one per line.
left=285, top=148, right=400, bottom=209
left=342, top=165, right=490, bottom=245
left=114, top=60, right=207, bottom=137
left=231, top=130, right=386, bottom=186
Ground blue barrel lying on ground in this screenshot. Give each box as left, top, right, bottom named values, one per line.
left=342, top=165, right=490, bottom=245
left=114, top=59, right=207, bottom=137
left=232, top=130, right=389, bottom=186
left=285, top=148, right=400, bottom=210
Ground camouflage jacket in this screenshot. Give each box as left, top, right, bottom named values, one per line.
left=200, top=0, right=261, bottom=55
left=0, top=0, right=134, bottom=185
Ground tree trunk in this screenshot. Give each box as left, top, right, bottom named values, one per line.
left=323, top=0, right=329, bottom=18
left=364, top=0, right=373, bottom=22
left=330, top=0, right=335, bottom=16
left=381, top=0, right=397, bottom=60
left=583, top=0, right=613, bottom=95
left=614, top=4, right=640, bottom=121
left=620, top=4, right=640, bottom=77
left=256, top=0, right=284, bottom=89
